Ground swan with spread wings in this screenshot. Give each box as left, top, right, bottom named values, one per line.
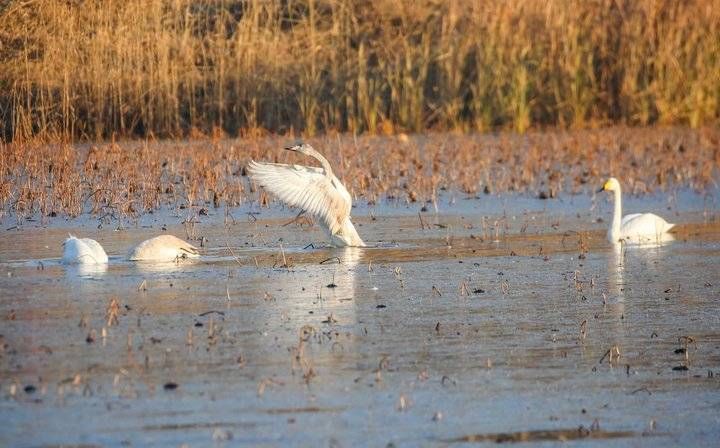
left=247, top=143, right=365, bottom=247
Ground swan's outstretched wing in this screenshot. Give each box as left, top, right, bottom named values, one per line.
left=247, top=161, right=350, bottom=235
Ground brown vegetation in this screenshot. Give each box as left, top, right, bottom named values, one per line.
left=1, top=0, right=719, bottom=141
left=1, top=127, right=717, bottom=222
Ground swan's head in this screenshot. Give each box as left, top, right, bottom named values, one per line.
left=598, top=177, right=621, bottom=193
left=284, top=142, right=315, bottom=155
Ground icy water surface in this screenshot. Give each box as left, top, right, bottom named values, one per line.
left=1, top=192, right=719, bottom=447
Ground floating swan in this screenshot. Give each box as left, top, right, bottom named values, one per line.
left=62, top=234, right=199, bottom=265
left=247, top=143, right=366, bottom=247
left=62, top=235, right=109, bottom=264
left=127, top=235, right=200, bottom=262
left=598, top=177, right=675, bottom=244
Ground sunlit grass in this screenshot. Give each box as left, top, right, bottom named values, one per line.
left=0, top=0, right=718, bottom=141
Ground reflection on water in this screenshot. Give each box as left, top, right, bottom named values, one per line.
left=63, top=262, right=108, bottom=278
left=280, top=246, right=362, bottom=328
left=608, top=242, right=625, bottom=301
left=604, top=242, right=627, bottom=358
left=603, top=235, right=696, bottom=371
left=621, top=231, right=676, bottom=245
left=130, top=258, right=201, bottom=274
left=608, top=232, right=679, bottom=302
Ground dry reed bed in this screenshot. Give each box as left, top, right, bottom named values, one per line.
left=1, top=0, right=719, bottom=140
left=0, top=127, right=717, bottom=223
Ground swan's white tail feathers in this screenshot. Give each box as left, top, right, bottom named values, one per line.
left=62, top=236, right=109, bottom=265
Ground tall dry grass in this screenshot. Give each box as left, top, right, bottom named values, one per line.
left=1, top=0, right=719, bottom=140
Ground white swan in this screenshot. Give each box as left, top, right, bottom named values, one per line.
left=247, top=143, right=365, bottom=247
left=62, top=234, right=199, bottom=265
left=598, top=177, right=675, bottom=244
left=127, top=235, right=200, bottom=262
left=62, top=235, right=109, bottom=264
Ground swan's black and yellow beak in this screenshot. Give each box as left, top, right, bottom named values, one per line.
left=597, top=179, right=612, bottom=193
left=284, top=143, right=302, bottom=151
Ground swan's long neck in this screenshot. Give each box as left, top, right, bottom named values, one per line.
left=610, top=186, right=622, bottom=240
left=307, top=148, right=334, bottom=177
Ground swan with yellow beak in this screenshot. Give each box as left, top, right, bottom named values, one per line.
left=598, top=177, right=675, bottom=243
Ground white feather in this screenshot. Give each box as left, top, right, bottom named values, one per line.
left=127, top=235, right=200, bottom=262
left=601, top=177, right=675, bottom=243
left=62, top=235, right=109, bottom=264
left=247, top=144, right=365, bottom=247
left=618, top=213, right=675, bottom=242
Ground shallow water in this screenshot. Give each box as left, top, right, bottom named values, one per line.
left=1, top=193, right=719, bottom=447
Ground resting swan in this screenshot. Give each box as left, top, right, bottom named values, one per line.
left=62, top=234, right=199, bottom=265
left=247, top=143, right=365, bottom=247
left=598, top=177, right=675, bottom=244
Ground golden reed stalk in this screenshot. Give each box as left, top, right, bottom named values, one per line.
left=0, top=0, right=718, bottom=141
